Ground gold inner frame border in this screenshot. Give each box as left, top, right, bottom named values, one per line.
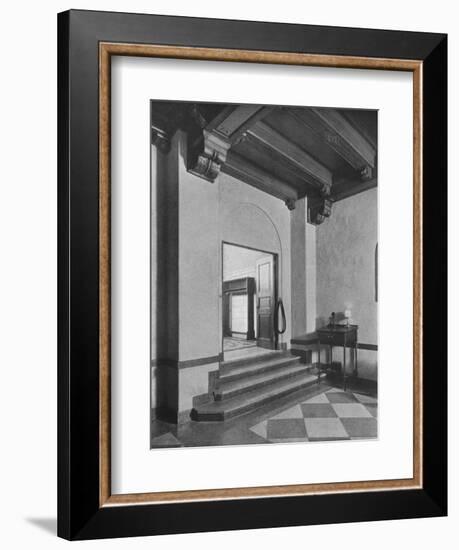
left=98, top=42, right=423, bottom=507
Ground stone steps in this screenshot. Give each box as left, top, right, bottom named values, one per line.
left=215, top=363, right=311, bottom=401
left=218, top=354, right=301, bottom=383
left=191, top=351, right=316, bottom=421
left=219, top=349, right=284, bottom=373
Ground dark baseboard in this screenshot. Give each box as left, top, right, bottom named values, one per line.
left=151, top=353, right=223, bottom=370
left=152, top=406, right=192, bottom=425
left=324, top=372, right=377, bottom=395
left=151, top=406, right=178, bottom=423
left=291, top=334, right=378, bottom=352
left=357, top=343, right=378, bottom=351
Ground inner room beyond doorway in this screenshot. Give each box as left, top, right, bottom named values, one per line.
left=222, top=243, right=278, bottom=361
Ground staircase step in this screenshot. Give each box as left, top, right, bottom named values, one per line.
left=219, top=354, right=301, bottom=383
left=216, top=364, right=310, bottom=401
left=191, top=371, right=317, bottom=421
left=220, top=350, right=283, bottom=372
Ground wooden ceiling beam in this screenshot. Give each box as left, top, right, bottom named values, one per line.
left=288, top=107, right=376, bottom=179
left=185, top=105, right=335, bottom=211
left=152, top=102, right=377, bottom=216
left=206, top=105, right=272, bottom=144
left=246, top=121, right=333, bottom=195
left=222, top=152, right=299, bottom=209
left=330, top=177, right=377, bottom=202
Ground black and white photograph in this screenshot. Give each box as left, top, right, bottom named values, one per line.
left=150, top=101, right=378, bottom=449
left=0, top=0, right=451, bottom=546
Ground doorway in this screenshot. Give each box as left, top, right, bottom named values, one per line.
left=222, top=242, right=278, bottom=360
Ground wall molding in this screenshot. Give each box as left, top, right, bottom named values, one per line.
left=357, top=343, right=378, bottom=351
left=291, top=335, right=377, bottom=351
left=151, top=353, right=223, bottom=370
left=151, top=406, right=192, bottom=425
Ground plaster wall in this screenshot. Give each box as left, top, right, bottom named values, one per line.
left=177, top=137, right=221, bottom=362
left=289, top=197, right=318, bottom=337
left=290, top=198, right=307, bottom=337
left=316, top=188, right=378, bottom=380
left=151, top=131, right=320, bottom=414
left=219, top=172, right=292, bottom=348
left=151, top=132, right=295, bottom=415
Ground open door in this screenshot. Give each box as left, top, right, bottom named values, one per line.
left=256, top=255, right=277, bottom=349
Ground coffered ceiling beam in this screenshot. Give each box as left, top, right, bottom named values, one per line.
left=206, top=105, right=273, bottom=144
left=287, top=107, right=376, bottom=179
left=222, top=152, right=299, bottom=210
left=246, top=121, right=333, bottom=195
left=330, top=177, right=377, bottom=202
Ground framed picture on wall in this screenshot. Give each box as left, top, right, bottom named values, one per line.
left=58, top=9, right=447, bottom=540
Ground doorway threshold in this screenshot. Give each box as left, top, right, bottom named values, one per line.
left=223, top=346, right=280, bottom=363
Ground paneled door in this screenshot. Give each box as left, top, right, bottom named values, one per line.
left=256, top=256, right=276, bottom=349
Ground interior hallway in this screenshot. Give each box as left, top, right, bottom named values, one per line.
left=151, top=378, right=377, bottom=448
left=223, top=337, right=256, bottom=353
left=150, top=102, right=378, bottom=441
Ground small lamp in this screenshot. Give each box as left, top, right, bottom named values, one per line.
left=344, top=309, right=351, bottom=326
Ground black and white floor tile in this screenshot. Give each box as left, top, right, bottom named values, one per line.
left=249, top=387, right=377, bottom=443
left=151, top=385, right=378, bottom=448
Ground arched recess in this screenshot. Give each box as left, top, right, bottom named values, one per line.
left=221, top=201, right=284, bottom=287
left=220, top=200, right=291, bottom=348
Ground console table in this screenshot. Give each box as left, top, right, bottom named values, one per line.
left=316, top=324, right=358, bottom=391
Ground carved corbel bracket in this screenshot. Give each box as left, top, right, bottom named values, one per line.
left=308, top=198, right=333, bottom=225
left=187, top=128, right=231, bottom=183
left=190, top=150, right=222, bottom=181
left=320, top=181, right=332, bottom=197
left=307, top=176, right=333, bottom=224
left=284, top=198, right=296, bottom=211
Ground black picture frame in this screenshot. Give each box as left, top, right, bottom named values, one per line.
left=58, top=9, right=447, bottom=540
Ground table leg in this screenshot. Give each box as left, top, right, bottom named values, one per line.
left=318, top=343, right=321, bottom=384
left=355, top=338, right=358, bottom=377
left=343, top=333, right=347, bottom=391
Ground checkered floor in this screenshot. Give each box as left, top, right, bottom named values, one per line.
left=249, top=387, right=377, bottom=443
